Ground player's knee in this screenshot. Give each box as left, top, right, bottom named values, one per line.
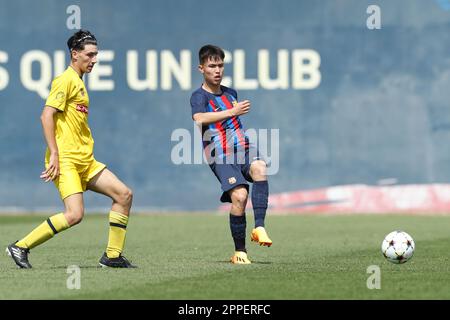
left=251, top=160, right=267, bottom=178
left=65, top=209, right=84, bottom=226
left=250, top=161, right=267, bottom=180
left=231, top=188, right=248, bottom=207
left=125, top=188, right=133, bottom=205
left=117, top=187, right=133, bottom=207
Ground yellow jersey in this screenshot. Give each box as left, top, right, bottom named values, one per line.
left=44, top=66, right=94, bottom=165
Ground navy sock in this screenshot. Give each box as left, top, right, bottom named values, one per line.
left=229, top=214, right=246, bottom=252
left=252, top=180, right=268, bottom=228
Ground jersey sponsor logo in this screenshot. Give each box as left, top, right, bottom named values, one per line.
left=228, top=177, right=237, bottom=184
left=76, top=104, right=88, bottom=114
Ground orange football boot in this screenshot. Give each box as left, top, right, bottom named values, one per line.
left=251, top=226, right=273, bottom=247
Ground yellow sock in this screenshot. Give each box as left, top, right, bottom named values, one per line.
left=106, top=211, right=129, bottom=258
left=16, top=213, right=70, bottom=249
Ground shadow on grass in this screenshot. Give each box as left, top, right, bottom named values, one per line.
left=50, top=265, right=102, bottom=269
left=215, top=260, right=272, bottom=264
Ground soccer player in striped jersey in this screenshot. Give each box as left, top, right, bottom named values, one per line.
left=6, top=30, right=136, bottom=268
left=190, top=45, right=272, bottom=264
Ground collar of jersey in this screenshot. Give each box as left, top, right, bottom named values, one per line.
left=68, top=65, right=83, bottom=79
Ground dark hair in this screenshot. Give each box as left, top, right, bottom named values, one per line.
left=67, top=29, right=97, bottom=51
left=199, top=45, right=225, bottom=64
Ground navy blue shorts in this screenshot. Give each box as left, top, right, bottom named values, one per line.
left=209, top=148, right=263, bottom=203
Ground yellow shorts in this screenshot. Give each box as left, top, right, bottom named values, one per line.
left=48, top=159, right=106, bottom=200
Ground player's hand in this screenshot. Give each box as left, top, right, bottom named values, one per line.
left=232, top=100, right=251, bottom=116
left=40, top=153, right=60, bottom=182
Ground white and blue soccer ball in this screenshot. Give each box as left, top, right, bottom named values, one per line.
left=381, top=230, right=415, bottom=264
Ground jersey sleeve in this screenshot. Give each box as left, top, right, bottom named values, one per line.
left=190, top=92, right=208, bottom=117
left=45, top=76, right=70, bottom=111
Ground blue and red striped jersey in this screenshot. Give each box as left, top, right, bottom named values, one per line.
left=190, top=85, right=249, bottom=159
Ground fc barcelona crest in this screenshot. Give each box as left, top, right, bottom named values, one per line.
left=228, top=177, right=237, bottom=184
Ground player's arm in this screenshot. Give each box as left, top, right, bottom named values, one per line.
left=193, top=100, right=251, bottom=125
left=40, top=74, right=69, bottom=182
left=40, top=106, right=60, bottom=182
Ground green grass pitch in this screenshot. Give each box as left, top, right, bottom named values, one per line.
left=0, top=213, right=449, bottom=299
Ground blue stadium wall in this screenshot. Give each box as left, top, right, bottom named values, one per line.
left=1, top=0, right=450, bottom=211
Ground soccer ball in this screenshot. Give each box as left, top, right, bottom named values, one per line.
left=381, top=230, right=415, bottom=264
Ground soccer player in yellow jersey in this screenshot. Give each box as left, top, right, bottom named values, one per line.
left=6, top=30, right=136, bottom=268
